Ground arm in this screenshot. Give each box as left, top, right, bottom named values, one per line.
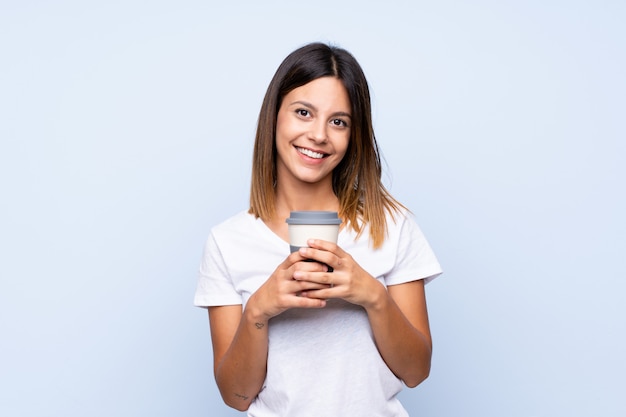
left=366, top=280, right=432, bottom=387
left=295, top=241, right=433, bottom=387
left=208, top=253, right=331, bottom=411
left=208, top=305, right=268, bottom=411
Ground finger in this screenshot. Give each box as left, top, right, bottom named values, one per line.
left=289, top=292, right=327, bottom=308
left=298, top=247, right=338, bottom=270
left=294, top=260, right=330, bottom=274
left=293, top=270, right=335, bottom=286
left=306, top=239, right=345, bottom=255
left=290, top=280, right=333, bottom=302
left=279, top=250, right=311, bottom=270
left=302, top=286, right=336, bottom=300
left=292, top=280, right=332, bottom=292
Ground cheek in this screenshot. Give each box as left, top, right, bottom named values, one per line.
left=275, top=117, right=297, bottom=144
left=337, top=134, right=350, bottom=157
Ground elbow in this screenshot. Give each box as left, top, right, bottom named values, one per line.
left=404, top=340, right=433, bottom=388
left=215, top=368, right=255, bottom=411
left=227, top=402, right=251, bottom=412
left=221, top=392, right=252, bottom=412
left=216, top=380, right=253, bottom=411
left=404, top=367, right=430, bottom=388
left=403, top=358, right=431, bottom=388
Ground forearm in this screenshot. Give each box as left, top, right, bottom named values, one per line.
left=215, top=304, right=269, bottom=411
left=365, top=286, right=432, bottom=387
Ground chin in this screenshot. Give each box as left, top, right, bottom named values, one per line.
left=294, top=173, right=330, bottom=184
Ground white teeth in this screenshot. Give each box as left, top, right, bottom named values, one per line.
left=297, top=147, right=325, bottom=159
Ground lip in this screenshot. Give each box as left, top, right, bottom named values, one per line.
left=295, top=146, right=329, bottom=160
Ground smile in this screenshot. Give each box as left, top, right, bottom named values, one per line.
left=296, top=147, right=326, bottom=159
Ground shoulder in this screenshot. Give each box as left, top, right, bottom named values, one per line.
left=384, top=207, right=439, bottom=265
left=385, top=206, right=415, bottom=236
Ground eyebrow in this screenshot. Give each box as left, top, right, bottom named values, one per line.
left=289, top=100, right=352, bottom=119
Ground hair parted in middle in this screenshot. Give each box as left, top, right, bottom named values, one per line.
left=249, top=42, right=405, bottom=248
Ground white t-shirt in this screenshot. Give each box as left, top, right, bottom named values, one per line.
left=195, top=210, right=442, bottom=417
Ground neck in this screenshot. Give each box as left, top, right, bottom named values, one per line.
left=274, top=178, right=339, bottom=217
left=262, top=176, right=340, bottom=243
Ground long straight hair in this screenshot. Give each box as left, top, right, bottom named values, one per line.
left=249, top=42, right=404, bottom=248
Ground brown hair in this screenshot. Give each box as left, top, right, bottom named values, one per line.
left=249, top=42, right=405, bottom=248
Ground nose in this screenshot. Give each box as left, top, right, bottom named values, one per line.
left=308, top=119, right=328, bottom=143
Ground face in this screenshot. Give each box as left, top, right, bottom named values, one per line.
left=275, top=76, right=351, bottom=188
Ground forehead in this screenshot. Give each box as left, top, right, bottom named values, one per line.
left=283, top=77, right=351, bottom=110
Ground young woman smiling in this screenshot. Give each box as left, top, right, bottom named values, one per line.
left=195, top=42, right=442, bottom=416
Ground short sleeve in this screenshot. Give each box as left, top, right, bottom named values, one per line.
left=384, top=214, right=443, bottom=286
left=193, top=232, right=243, bottom=307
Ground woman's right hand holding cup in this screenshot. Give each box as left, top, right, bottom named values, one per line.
left=246, top=251, right=330, bottom=322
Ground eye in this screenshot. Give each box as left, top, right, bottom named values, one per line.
left=331, top=118, right=349, bottom=128
left=296, top=109, right=310, bottom=118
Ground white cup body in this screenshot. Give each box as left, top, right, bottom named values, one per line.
left=288, top=224, right=339, bottom=251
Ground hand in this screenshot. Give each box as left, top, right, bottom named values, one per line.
left=293, top=239, right=386, bottom=309
left=247, top=250, right=333, bottom=321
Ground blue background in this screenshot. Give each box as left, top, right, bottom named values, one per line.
left=1, top=1, right=624, bottom=416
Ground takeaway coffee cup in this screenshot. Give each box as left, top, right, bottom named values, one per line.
left=286, top=211, right=342, bottom=253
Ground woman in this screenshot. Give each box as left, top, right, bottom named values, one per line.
left=195, top=42, right=442, bottom=416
